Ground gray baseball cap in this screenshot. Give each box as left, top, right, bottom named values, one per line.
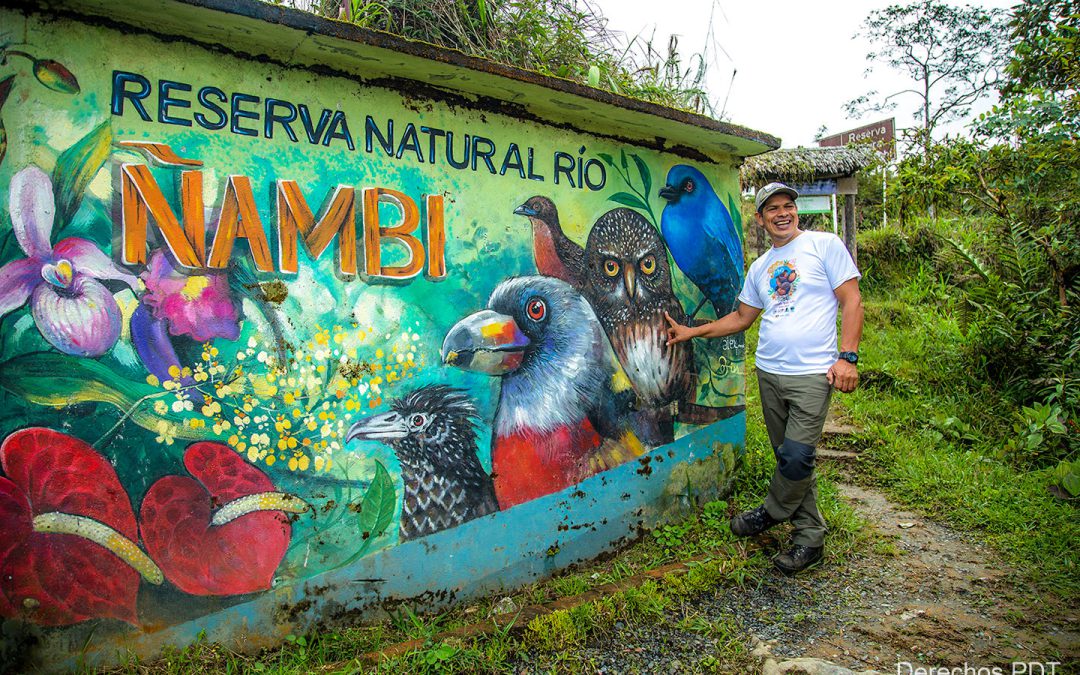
left=754, top=182, right=799, bottom=212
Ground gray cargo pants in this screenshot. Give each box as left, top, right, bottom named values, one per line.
left=756, top=369, right=833, bottom=547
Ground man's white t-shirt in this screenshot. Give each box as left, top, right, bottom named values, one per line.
left=738, top=230, right=861, bottom=375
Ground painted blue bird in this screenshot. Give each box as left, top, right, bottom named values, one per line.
left=659, top=165, right=744, bottom=317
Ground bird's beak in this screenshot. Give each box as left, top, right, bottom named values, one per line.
left=658, top=184, right=679, bottom=202
left=623, top=264, right=637, bottom=301
left=514, top=203, right=538, bottom=217
left=442, top=310, right=531, bottom=375
left=346, top=411, right=409, bottom=443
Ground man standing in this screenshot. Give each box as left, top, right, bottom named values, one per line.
left=665, top=182, right=863, bottom=575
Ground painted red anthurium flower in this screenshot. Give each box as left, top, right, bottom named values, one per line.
left=0, top=428, right=163, bottom=626
left=139, top=442, right=308, bottom=596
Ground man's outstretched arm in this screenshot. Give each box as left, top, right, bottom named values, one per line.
left=665, top=302, right=761, bottom=345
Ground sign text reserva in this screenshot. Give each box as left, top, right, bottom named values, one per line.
left=111, top=70, right=608, bottom=191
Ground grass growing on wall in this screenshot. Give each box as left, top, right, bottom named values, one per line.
left=274, top=0, right=718, bottom=116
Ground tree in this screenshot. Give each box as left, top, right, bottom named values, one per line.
left=889, top=0, right=1079, bottom=426
left=1003, top=0, right=1080, bottom=96
left=978, top=0, right=1080, bottom=141
left=845, top=0, right=1010, bottom=158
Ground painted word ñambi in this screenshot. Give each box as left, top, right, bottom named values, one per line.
left=119, top=141, right=446, bottom=280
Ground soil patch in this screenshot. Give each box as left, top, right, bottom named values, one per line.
left=527, top=479, right=1078, bottom=673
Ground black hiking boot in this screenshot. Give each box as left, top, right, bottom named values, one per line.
left=773, top=545, right=824, bottom=576
left=729, top=505, right=780, bottom=537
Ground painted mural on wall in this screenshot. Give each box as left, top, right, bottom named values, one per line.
left=0, top=8, right=745, bottom=643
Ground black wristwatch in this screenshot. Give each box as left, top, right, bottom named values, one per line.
left=838, top=351, right=859, bottom=364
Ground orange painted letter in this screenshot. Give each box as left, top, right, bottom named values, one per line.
left=425, top=194, right=446, bottom=279
left=120, top=164, right=204, bottom=268
left=276, top=181, right=357, bottom=275
left=362, top=187, right=424, bottom=279
left=208, top=176, right=274, bottom=272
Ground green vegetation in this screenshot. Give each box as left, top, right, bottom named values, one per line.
left=850, top=0, right=1079, bottom=576
left=275, top=0, right=715, bottom=114
left=882, top=0, right=1078, bottom=496
left=836, top=226, right=1079, bottom=598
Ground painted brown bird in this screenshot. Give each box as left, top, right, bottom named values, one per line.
left=514, top=196, right=586, bottom=286
left=582, top=208, right=695, bottom=445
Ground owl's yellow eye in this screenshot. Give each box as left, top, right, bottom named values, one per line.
left=640, top=255, right=657, bottom=275
left=603, top=259, right=620, bottom=277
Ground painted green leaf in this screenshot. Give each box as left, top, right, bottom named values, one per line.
left=51, top=194, right=112, bottom=246
left=52, top=120, right=111, bottom=229
left=727, top=194, right=743, bottom=240
left=619, top=148, right=628, bottom=171
left=1, top=314, right=49, bottom=360
left=597, top=152, right=614, bottom=167
left=607, top=191, right=648, bottom=211
left=631, top=154, right=652, bottom=198
left=0, top=351, right=208, bottom=440
left=356, top=459, right=396, bottom=544
left=0, top=351, right=154, bottom=408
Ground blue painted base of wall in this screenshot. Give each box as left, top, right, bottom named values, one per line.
left=40, top=414, right=744, bottom=671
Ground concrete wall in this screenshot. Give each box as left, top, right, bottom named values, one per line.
left=0, top=1, right=770, bottom=669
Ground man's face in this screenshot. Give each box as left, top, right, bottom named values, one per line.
left=755, top=194, right=800, bottom=245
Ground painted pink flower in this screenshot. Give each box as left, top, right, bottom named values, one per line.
left=141, top=249, right=239, bottom=342
left=0, top=166, right=136, bottom=357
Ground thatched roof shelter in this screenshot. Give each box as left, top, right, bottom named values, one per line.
left=740, top=145, right=877, bottom=189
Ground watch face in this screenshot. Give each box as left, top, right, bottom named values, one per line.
left=840, top=352, right=858, bottom=364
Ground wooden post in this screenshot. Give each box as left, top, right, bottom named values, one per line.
left=842, top=196, right=857, bottom=265
left=837, top=175, right=858, bottom=265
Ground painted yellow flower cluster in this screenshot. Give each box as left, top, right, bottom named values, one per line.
left=144, top=324, right=427, bottom=472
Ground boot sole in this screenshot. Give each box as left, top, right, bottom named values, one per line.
left=772, top=554, right=823, bottom=576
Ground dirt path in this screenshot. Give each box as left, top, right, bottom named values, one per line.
left=794, top=482, right=1077, bottom=671
left=565, top=474, right=1078, bottom=674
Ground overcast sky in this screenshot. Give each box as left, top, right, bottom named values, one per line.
left=594, top=0, right=1016, bottom=147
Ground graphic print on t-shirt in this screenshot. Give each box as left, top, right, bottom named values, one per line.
left=766, top=259, right=799, bottom=316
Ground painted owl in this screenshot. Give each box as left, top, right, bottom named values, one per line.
left=583, top=208, right=694, bottom=445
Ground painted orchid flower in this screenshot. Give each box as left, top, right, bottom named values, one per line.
left=141, top=249, right=239, bottom=342
left=0, top=166, right=136, bottom=356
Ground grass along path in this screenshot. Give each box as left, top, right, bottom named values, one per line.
left=834, top=290, right=1079, bottom=602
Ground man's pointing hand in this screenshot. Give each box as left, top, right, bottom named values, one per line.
left=665, top=311, right=694, bottom=346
